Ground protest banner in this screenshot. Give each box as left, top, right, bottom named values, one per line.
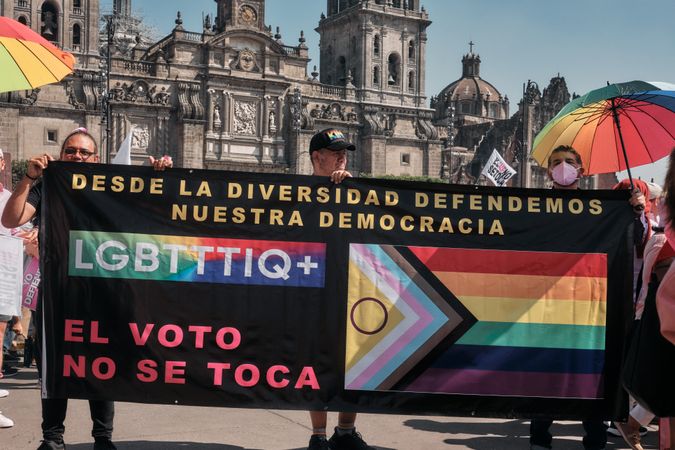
left=0, top=235, right=23, bottom=317
left=42, top=162, right=634, bottom=420
left=481, top=149, right=517, bottom=187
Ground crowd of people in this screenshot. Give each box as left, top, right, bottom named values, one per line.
left=0, top=128, right=674, bottom=450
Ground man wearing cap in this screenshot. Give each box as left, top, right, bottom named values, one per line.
left=306, top=129, right=373, bottom=450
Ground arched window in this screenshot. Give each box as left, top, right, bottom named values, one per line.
left=72, top=23, right=81, bottom=49
left=373, top=35, right=380, bottom=56
left=388, top=53, right=401, bottom=86
left=408, top=40, right=415, bottom=60
left=40, top=1, right=59, bottom=43
left=17, top=16, right=28, bottom=26
left=408, top=0, right=416, bottom=10
left=461, top=102, right=471, bottom=114
left=392, top=0, right=402, bottom=8
left=373, top=66, right=380, bottom=86
left=489, top=103, right=499, bottom=118
left=408, top=71, right=415, bottom=91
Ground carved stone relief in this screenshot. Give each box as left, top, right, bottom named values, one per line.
left=310, top=102, right=358, bottom=122
left=231, top=48, right=260, bottom=72
left=233, top=100, right=258, bottom=135
left=131, top=125, right=150, bottom=150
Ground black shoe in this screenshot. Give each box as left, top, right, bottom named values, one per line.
left=1, top=366, right=18, bottom=378
left=308, top=434, right=331, bottom=450
left=3, top=352, right=20, bottom=362
left=93, top=438, right=117, bottom=450
left=37, top=441, right=65, bottom=450
left=328, top=427, right=375, bottom=450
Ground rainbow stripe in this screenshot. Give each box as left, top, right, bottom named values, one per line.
left=68, top=231, right=326, bottom=288
left=404, top=247, right=607, bottom=399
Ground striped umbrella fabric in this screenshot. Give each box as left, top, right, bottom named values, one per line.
left=406, top=247, right=607, bottom=398
left=532, top=81, right=675, bottom=175
left=0, top=17, right=75, bottom=94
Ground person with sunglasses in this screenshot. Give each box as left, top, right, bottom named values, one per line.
left=1, top=128, right=171, bottom=450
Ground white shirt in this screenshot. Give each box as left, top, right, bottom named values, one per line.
left=0, top=187, right=12, bottom=236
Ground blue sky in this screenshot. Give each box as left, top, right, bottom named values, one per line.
left=106, top=0, right=675, bottom=182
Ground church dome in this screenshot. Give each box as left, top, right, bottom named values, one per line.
left=432, top=45, right=508, bottom=123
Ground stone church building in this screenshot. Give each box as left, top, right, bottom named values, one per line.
left=0, top=0, right=606, bottom=188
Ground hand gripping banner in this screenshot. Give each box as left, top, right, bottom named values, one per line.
left=41, top=162, right=635, bottom=420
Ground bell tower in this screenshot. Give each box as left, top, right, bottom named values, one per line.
left=2, top=0, right=100, bottom=68
left=214, top=0, right=266, bottom=33
left=316, top=0, right=431, bottom=107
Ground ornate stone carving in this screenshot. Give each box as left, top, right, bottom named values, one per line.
left=268, top=111, right=277, bottom=134
left=415, top=112, right=439, bottom=140
left=21, top=88, right=40, bottom=106
left=213, top=105, right=222, bottom=130
left=65, top=81, right=85, bottom=110
left=310, top=102, right=358, bottom=122
left=131, top=125, right=150, bottom=150
left=149, top=86, right=171, bottom=105
left=177, top=82, right=194, bottom=119
left=233, top=100, right=257, bottom=135
left=232, top=48, right=260, bottom=72
left=362, top=107, right=395, bottom=136
left=108, top=81, right=170, bottom=106
left=189, top=84, right=204, bottom=120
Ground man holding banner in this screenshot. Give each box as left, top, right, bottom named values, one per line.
left=305, top=128, right=374, bottom=450
left=529, top=145, right=645, bottom=450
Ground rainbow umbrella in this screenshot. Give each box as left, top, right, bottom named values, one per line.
left=532, top=81, right=675, bottom=182
left=0, top=16, right=75, bottom=94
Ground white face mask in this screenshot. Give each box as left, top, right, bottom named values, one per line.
left=551, top=161, right=579, bottom=186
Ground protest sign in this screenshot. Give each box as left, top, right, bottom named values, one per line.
left=481, top=149, right=517, bottom=187
left=22, top=256, right=40, bottom=311
left=0, top=235, right=23, bottom=316
left=42, top=162, right=634, bottom=419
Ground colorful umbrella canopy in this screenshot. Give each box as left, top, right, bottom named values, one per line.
left=532, top=81, right=675, bottom=175
left=0, top=16, right=75, bottom=94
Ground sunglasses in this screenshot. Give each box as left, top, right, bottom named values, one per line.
left=63, top=147, right=97, bottom=159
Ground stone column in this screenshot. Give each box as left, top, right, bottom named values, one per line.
left=207, top=89, right=215, bottom=133
left=223, top=92, right=232, bottom=136
left=262, top=95, right=270, bottom=138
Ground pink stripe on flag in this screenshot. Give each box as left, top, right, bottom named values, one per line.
left=348, top=244, right=434, bottom=389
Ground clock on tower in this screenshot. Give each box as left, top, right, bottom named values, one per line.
left=214, top=1, right=266, bottom=32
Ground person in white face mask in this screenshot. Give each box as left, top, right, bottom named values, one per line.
left=547, top=145, right=585, bottom=189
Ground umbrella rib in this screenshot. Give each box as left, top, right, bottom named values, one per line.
left=15, top=38, right=64, bottom=82
left=0, top=41, right=34, bottom=89
left=619, top=108, right=653, bottom=163
left=626, top=102, right=675, bottom=140
left=586, top=114, right=606, bottom=175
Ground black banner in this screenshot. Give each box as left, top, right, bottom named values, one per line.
left=42, top=162, right=634, bottom=420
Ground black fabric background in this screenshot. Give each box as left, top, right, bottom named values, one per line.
left=41, top=162, right=634, bottom=420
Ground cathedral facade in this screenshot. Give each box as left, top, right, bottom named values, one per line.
left=0, top=0, right=443, bottom=179
left=1, top=0, right=606, bottom=188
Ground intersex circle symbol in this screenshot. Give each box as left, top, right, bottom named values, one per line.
left=350, top=297, right=389, bottom=335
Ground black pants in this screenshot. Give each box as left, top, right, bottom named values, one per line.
left=35, top=303, right=115, bottom=443
left=42, top=398, right=114, bottom=443
left=530, top=418, right=607, bottom=450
